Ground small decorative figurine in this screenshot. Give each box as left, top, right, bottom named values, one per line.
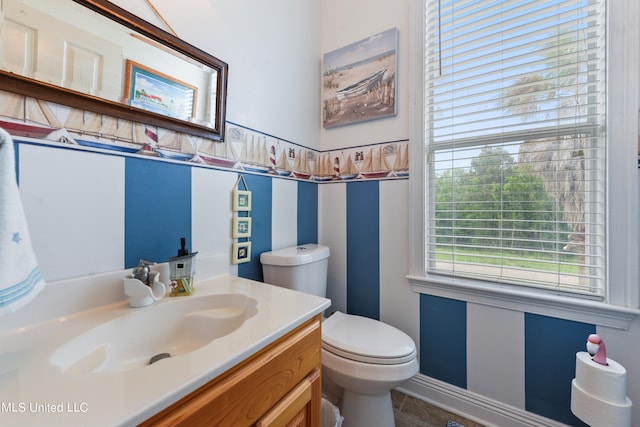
left=586, top=333, right=608, bottom=366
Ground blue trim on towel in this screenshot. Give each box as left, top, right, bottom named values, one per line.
left=14, top=142, right=19, bottom=185
left=0, top=266, right=43, bottom=307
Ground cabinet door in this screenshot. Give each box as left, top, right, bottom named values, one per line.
left=140, top=315, right=322, bottom=427
left=255, top=368, right=321, bottom=427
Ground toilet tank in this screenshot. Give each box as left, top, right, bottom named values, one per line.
left=260, top=244, right=330, bottom=297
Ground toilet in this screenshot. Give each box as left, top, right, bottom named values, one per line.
left=261, top=244, right=419, bottom=427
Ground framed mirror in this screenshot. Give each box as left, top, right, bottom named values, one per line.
left=0, top=0, right=228, bottom=141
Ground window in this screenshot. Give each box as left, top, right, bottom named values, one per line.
left=409, top=0, right=639, bottom=326
left=424, top=0, right=606, bottom=297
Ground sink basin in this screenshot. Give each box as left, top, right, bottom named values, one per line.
left=49, top=294, right=258, bottom=375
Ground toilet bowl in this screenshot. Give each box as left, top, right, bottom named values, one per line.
left=260, top=244, right=419, bottom=427
left=322, top=311, right=418, bottom=427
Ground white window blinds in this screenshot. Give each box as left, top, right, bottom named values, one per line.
left=425, top=0, right=606, bottom=296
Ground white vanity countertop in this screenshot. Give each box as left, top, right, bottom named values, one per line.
left=0, top=263, right=330, bottom=426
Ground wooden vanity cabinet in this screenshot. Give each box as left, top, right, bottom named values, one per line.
left=139, top=314, right=322, bottom=427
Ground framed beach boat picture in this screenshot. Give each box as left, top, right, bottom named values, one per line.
left=322, top=28, right=398, bottom=128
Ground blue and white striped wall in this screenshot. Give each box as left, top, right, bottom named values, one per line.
left=320, top=179, right=597, bottom=426
left=14, top=139, right=618, bottom=426
left=418, top=296, right=594, bottom=426
left=15, top=141, right=317, bottom=283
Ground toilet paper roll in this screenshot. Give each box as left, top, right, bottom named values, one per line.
left=574, top=351, right=628, bottom=404
left=571, top=379, right=632, bottom=427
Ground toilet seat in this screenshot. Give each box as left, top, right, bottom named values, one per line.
left=322, top=312, right=416, bottom=365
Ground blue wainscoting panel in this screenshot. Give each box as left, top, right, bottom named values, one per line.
left=346, top=180, right=379, bottom=319
left=238, top=173, right=272, bottom=281
left=297, top=180, right=318, bottom=245
left=524, top=313, right=594, bottom=426
left=124, top=157, right=191, bottom=268
left=420, top=294, right=467, bottom=389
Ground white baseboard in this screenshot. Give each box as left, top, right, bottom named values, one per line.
left=397, top=374, right=568, bottom=427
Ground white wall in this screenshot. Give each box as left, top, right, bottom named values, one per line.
left=320, top=0, right=410, bottom=151
left=111, top=0, right=322, bottom=149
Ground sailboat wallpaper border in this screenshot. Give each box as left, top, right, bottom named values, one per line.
left=0, top=89, right=409, bottom=182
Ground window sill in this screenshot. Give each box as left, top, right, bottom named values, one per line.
left=407, top=275, right=639, bottom=330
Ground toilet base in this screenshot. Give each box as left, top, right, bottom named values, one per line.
left=341, top=389, right=395, bottom=427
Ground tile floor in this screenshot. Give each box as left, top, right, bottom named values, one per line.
left=391, top=389, right=486, bottom=427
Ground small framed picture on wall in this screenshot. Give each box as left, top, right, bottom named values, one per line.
left=232, top=189, right=252, bottom=211
left=232, top=217, right=252, bottom=238
left=232, top=241, right=252, bottom=264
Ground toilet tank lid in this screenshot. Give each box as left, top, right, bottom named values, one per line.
left=260, top=244, right=330, bottom=266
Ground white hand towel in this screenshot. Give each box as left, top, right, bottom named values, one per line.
left=0, top=128, right=45, bottom=314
